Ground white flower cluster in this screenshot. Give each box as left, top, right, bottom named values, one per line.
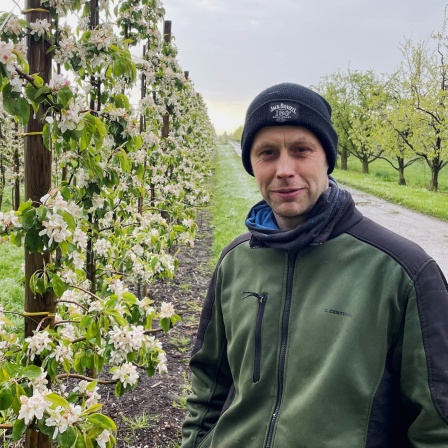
left=157, top=352, right=168, bottom=374
left=18, top=390, right=50, bottom=424
left=0, top=210, right=21, bottom=231
left=73, top=380, right=101, bottom=408
left=39, top=212, right=72, bottom=245
left=50, top=342, right=74, bottom=363
left=29, top=19, right=51, bottom=38
left=111, top=362, right=139, bottom=388
left=107, top=278, right=129, bottom=297
left=108, top=324, right=146, bottom=355
left=0, top=41, right=17, bottom=72
left=3, top=15, right=23, bottom=36
left=26, top=330, right=53, bottom=361
left=94, top=238, right=112, bottom=257
left=48, top=73, right=71, bottom=92
left=54, top=36, right=77, bottom=64
left=45, top=403, right=82, bottom=438
left=28, top=372, right=49, bottom=394
left=160, top=302, right=175, bottom=319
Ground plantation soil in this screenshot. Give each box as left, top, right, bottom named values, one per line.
left=102, top=212, right=214, bottom=448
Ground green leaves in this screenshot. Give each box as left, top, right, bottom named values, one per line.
left=0, top=386, right=13, bottom=410
left=52, top=274, right=68, bottom=298
left=3, top=82, right=30, bottom=125
left=12, top=418, right=26, bottom=441
left=21, top=365, right=43, bottom=379
left=58, top=427, right=78, bottom=448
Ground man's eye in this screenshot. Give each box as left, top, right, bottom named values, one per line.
left=259, top=149, right=275, bottom=156
left=293, top=147, right=310, bottom=156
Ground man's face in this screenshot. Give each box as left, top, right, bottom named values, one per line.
left=250, top=126, right=329, bottom=231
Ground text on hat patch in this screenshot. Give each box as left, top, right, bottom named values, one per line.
left=268, top=102, right=299, bottom=123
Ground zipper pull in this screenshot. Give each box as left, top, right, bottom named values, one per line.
left=241, top=291, right=267, bottom=302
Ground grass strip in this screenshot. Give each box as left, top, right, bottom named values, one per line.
left=210, top=144, right=261, bottom=265
left=334, top=168, right=448, bottom=222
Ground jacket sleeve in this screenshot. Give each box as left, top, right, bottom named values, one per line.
left=401, top=260, right=448, bottom=445
left=181, top=266, right=233, bottom=448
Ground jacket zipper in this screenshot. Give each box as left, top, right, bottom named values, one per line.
left=242, top=291, right=268, bottom=383
left=264, top=254, right=295, bottom=448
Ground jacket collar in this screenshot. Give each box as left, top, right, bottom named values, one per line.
left=247, top=181, right=362, bottom=253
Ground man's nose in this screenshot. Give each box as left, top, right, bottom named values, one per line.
left=276, top=152, right=295, bottom=178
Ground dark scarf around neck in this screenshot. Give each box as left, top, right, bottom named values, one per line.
left=246, top=178, right=352, bottom=253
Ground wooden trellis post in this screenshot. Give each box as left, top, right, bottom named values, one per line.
left=13, top=121, right=20, bottom=210
left=162, top=20, right=171, bottom=138
left=86, top=0, right=100, bottom=295
left=24, top=0, right=54, bottom=447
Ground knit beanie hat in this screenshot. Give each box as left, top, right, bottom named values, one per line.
left=241, top=82, right=338, bottom=175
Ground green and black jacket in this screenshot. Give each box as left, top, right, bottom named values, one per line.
left=182, top=194, right=448, bottom=447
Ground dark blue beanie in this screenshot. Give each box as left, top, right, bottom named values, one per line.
left=241, top=82, right=338, bottom=175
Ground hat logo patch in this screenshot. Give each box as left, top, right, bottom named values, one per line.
left=269, top=102, right=298, bottom=123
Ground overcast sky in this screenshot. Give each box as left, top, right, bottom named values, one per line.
left=3, top=0, right=448, bottom=133
left=164, top=0, right=448, bottom=133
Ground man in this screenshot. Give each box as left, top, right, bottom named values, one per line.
left=181, top=83, right=448, bottom=447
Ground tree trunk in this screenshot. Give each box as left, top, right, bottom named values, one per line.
left=424, top=155, right=440, bottom=192
left=361, top=156, right=369, bottom=174
left=397, top=157, right=406, bottom=186
left=340, top=148, right=348, bottom=170
left=24, top=1, right=54, bottom=447
left=429, top=168, right=439, bottom=192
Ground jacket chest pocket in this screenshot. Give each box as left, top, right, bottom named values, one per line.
left=242, top=291, right=268, bottom=383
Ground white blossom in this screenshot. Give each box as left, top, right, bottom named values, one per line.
left=96, top=429, right=111, bottom=448
left=160, top=302, right=175, bottom=319
left=3, top=15, right=23, bottom=36
left=69, top=250, right=85, bottom=270
left=73, top=228, right=88, bottom=250
left=94, top=238, right=111, bottom=257
left=0, top=210, right=22, bottom=230
left=48, top=73, right=71, bottom=92
left=111, top=362, right=139, bottom=388
left=28, top=372, right=49, bottom=394
left=92, top=194, right=105, bottom=209
left=51, top=343, right=73, bottom=363
left=0, top=41, right=17, bottom=71
left=18, top=391, right=50, bottom=424
left=157, top=352, right=168, bottom=374
left=29, top=19, right=51, bottom=38
left=107, top=279, right=128, bottom=297
left=72, top=380, right=101, bottom=407
left=41, top=191, right=68, bottom=213
left=108, top=325, right=145, bottom=353
left=59, top=323, right=76, bottom=341
left=45, top=403, right=82, bottom=438
left=39, top=212, right=72, bottom=245
left=9, top=73, right=24, bottom=92
left=26, top=330, right=53, bottom=361
left=58, top=102, right=82, bottom=133
left=60, top=268, right=78, bottom=285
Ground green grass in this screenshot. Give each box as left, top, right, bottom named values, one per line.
left=339, top=157, right=448, bottom=191
left=210, top=144, right=261, bottom=264
left=334, top=157, right=448, bottom=221
left=0, top=243, right=24, bottom=331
